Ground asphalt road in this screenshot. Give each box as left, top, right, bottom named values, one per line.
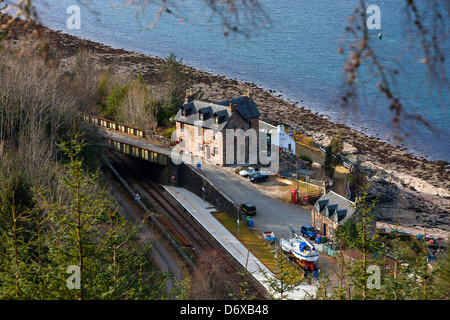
left=98, top=129, right=313, bottom=244
left=199, top=161, right=313, bottom=244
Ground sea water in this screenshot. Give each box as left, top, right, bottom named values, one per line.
left=5, top=0, right=448, bottom=161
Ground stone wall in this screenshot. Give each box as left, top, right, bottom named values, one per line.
left=175, top=123, right=224, bottom=166
left=223, top=114, right=260, bottom=166
left=177, top=162, right=241, bottom=219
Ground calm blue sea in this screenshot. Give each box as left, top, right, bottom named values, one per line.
left=7, top=1, right=449, bottom=161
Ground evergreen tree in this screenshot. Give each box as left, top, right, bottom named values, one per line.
left=327, top=185, right=383, bottom=300
left=434, top=244, right=450, bottom=299
left=323, top=145, right=335, bottom=179
left=0, top=129, right=173, bottom=299
left=259, top=252, right=302, bottom=300
left=157, top=53, right=192, bottom=125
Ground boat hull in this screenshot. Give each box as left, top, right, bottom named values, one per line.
left=291, top=248, right=319, bottom=262
left=283, top=227, right=319, bottom=264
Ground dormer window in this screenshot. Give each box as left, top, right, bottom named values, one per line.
left=182, top=108, right=186, bottom=117
left=199, top=112, right=204, bottom=121
left=214, top=115, right=219, bottom=124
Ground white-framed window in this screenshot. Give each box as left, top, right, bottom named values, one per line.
left=198, top=143, right=203, bottom=152
left=213, top=147, right=219, bottom=156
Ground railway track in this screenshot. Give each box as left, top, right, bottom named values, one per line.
left=104, top=149, right=267, bottom=299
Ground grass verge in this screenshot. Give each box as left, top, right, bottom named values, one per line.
left=211, top=211, right=304, bottom=282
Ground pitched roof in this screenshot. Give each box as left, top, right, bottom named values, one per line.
left=174, top=100, right=230, bottom=131
left=198, top=106, right=213, bottom=116
left=215, top=96, right=260, bottom=120
left=314, top=191, right=355, bottom=224
left=259, top=120, right=277, bottom=132
left=174, top=95, right=260, bottom=131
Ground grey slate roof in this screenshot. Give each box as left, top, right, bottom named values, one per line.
left=174, top=96, right=260, bottom=131
left=215, top=96, right=261, bottom=120
left=174, top=100, right=230, bottom=131
left=314, top=191, right=355, bottom=224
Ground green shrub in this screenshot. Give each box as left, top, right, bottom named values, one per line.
left=104, top=83, right=129, bottom=121
left=298, top=154, right=312, bottom=164
left=161, top=127, right=175, bottom=139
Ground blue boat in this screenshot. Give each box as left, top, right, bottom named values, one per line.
left=281, top=227, right=319, bottom=263
left=263, top=231, right=275, bottom=241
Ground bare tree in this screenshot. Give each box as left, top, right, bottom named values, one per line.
left=2, top=1, right=447, bottom=136
left=121, top=76, right=159, bottom=131
left=339, top=0, right=449, bottom=142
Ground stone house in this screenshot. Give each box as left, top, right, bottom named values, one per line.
left=311, top=190, right=356, bottom=241
left=174, top=88, right=260, bottom=166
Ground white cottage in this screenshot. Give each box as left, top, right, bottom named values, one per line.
left=259, top=120, right=296, bottom=155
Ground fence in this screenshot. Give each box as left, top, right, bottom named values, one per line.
left=322, top=243, right=340, bottom=258
left=83, top=114, right=145, bottom=138
left=317, top=144, right=353, bottom=172
left=83, top=114, right=173, bottom=148
left=105, top=138, right=169, bottom=166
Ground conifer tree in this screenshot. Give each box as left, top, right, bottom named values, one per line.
left=0, top=129, right=174, bottom=299
left=259, top=252, right=302, bottom=300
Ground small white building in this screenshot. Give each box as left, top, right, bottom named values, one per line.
left=259, top=120, right=296, bottom=155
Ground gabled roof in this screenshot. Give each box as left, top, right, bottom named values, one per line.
left=316, top=199, right=329, bottom=213
left=174, top=95, right=260, bottom=131
left=215, top=96, right=260, bottom=120
left=174, top=100, right=230, bottom=131
left=314, top=191, right=355, bottom=224
left=258, top=120, right=277, bottom=132
left=325, top=204, right=338, bottom=217
left=198, top=106, right=213, bottom=118
left=214, top=109, right=228, bottom=119
left=332, top=209, right=348, bottom=223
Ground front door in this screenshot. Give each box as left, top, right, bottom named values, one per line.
left=323, top=223, right=327, bottom=237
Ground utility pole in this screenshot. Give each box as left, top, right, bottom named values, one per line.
left=305, top=167, right=309, bottom=200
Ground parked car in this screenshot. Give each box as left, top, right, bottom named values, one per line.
left=390, top=230, right=411, bottom=235
left=248, top=172, right=269, bottom=183
left=239, top=167, right=257, bottom=177
left=301, top=225, right=317, bottom=239
left=239, top=203, right=256, bottom=216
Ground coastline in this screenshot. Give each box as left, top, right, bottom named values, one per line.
left=11, top=25, right=449, bottom=235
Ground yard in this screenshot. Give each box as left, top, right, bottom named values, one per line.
left=253, top=175, right=320, bottom=205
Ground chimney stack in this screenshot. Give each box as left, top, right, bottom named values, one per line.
left=243, top=86, right=252, bottom=100
left=185, top=88, right=193, bottom=104
left=228, top=100, right=236, bottom=114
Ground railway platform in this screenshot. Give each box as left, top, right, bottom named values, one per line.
left=163, top=186, right=317, bottom=300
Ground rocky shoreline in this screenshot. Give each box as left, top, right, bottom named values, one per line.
left=16, top=26, right=450, bottom=236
